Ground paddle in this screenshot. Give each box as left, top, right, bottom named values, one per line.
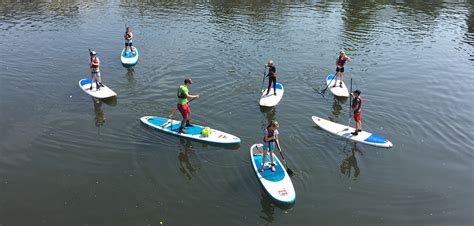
left=319, top=73, right=336, bottom=95
left=275, top=138, right=295, bottom=176
left=162, top=98, right=196, bottom=127
left=347, top=77, right=353, bottom=126
left=88, top=48, right=93, bottom=62
left=260, top=66, right=267, bottom=92
left=88, top=49, right=94, bottom=86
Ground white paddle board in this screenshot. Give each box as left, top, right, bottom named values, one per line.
left=326, top=74, right=349, bottom=97
left=141, top=116, right=241, bottom=145
left=259, top=83, right=284, bottom=107
left=312, top=116, right=392, bottom=148
left=79, top=79, right=117, bottom=99
left=121, top=47, right=139, bottom=66
left=250, top=144, right=296, bottom=205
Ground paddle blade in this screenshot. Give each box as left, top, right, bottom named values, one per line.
left=287, top=167, right=295, bottom=176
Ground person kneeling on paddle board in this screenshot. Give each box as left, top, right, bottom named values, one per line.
left=89, top=51, right=103, bottom=91
left=351, top=90, right=362, bottom=135
left=261, top=120, right=280, bottom=172
left=333, top=50, right=351, bottom=88
left=177, top=78, right=200, bottom=134
left=265, top=60, right=277, bottom=96
left=124, top=26, right=134, bottom=54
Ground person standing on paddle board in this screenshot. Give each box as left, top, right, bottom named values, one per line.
left=89, top=51, right=103, bottom=91
left=333, top=50, right=351, bottom=88
left=265, top=60, right=277, bottom=96
left=260, top=120, right=280, bottom=172
left=124, top=26, right=134, bottom=53
left=177, top=78, right=200, bottom=134
left=351, top=90, right=362, bottom=135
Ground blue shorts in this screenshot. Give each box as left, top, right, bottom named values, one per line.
left=263, top=142, right=275, bottom=152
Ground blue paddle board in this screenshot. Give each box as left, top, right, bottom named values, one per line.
left=141, top=116, right=241, bottom=145
left=121, top=47, right=139, bottom=66
left=250, top=144, right=296, bottom=205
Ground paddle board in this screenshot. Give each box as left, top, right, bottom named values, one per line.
left=79, top=79, right=117, bottom=99
left=140, top=116, right=241, bottom=145
left=312, top=116, right=393, bottom=148
left=121, top=47, right=139, bottom=66
left=250, top=144, right=296, bottom=205
left=326, top=74, right=349, bottom=97
left=259, top=83, right=284, bottom=107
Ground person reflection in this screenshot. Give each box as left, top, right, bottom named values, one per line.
left=178, top=139, right=197, bottom=180
left=331, top=96, right=344, bottom=119
left=92, top=98, right=105, bottom=127
left=259, top=191, right=275, bottom=224
left=260, top=106, right=276, bottom=126
left=126, top=67, right=134, bottom=78
left=340, top=143, right=360, bottom=178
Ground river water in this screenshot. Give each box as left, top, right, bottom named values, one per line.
left=0, top=0, right=473, bottom=225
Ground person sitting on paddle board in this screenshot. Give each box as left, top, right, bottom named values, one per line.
left=333, top=50, right=351, bottom=88
left=89, top=51, right=103, bottom=91
left=265, top=60, right=277, bottom=96
left=124, top=26, right=134, bottom=53
left=177, top=78, right=200, bottom=134
left=351, top=90, right=362, bottom=135
left=260, top=120, right=280, bottom=172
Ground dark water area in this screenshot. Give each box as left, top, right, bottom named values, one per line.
left=0, top=0, right=473, bottom=225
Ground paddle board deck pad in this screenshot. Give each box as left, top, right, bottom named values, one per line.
left=312, top=116, right=393, bottom=148
left=259, top=83, right=284, bottom=107
left=121, top=47, right=139, bottom=66
left=326, top=74, right=349, bottom=97
left=79, top=79, right=117, bottom=99
left=250, top=144, right=296, bottom=204
left=141, top=116, right=241, bottom=145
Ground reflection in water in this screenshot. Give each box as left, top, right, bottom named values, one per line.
left=126, top=68, right=135, bottom=83
left=466, top=3, right=474, bottom=60
left=178, top=138, right=198, bottom=180
left=92, top=98, right=105, bottom=128
left=260, top=106, right=276, bottom=127
left=330, top=97, right=349, bottom=121
left=259, top=191, right=275, bottom=224
left=340, top=143, right=360, bottom=179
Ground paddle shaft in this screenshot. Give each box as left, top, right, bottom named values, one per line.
left=320, top=73, right=337, bottom=94
left=88, top=49, right=92, bottom=62
left=347, top=78, right=353, bottom=126
left=275, top=138, right=294, bottom=175
left=166, top=98, right=196, bottom=121
left=261, top=66, right=267, bottom=92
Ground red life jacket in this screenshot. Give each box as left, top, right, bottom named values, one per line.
left=91, top=57, right=100, bottom=69
left=352, top=96, right=362, bottom=113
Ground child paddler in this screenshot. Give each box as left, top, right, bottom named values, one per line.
left=177, top=78, right=199, bottom=134
left=265, top=60, right=277, bottom=96
left=333, top=50, right=351, bottom=88
left=351, top=90, right=362, bottom=135
left=260, top=120, right=280, bottom=172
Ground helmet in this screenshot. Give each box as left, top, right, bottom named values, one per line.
left=267, top=60, right=273, bottom=66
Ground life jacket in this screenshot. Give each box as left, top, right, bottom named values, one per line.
left=263, top=128, right=276, bottom=143
left=91, top=57, right=100, bottom=72
left=352, top=96, right=362, bottom=113
left=268, top=65, right=277, bottom=77
left=177, top=85, right=187, bottom=98
left=125, top=32, right=132, bottom=39
left=337, top=56, right=346, bottom=67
